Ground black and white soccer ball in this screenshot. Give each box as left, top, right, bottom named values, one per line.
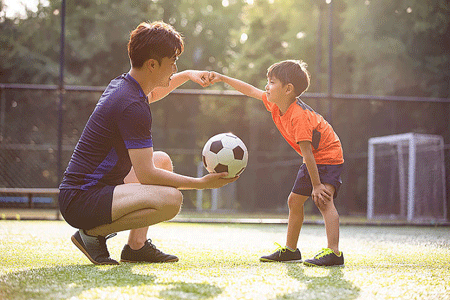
left=202, top=133, right=248, bottom=178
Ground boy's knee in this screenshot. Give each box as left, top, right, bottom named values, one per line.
left=287, top=196, right=295, bottom=208
left=287, top=193, right=305, bottom=209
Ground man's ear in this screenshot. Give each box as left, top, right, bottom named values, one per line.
left=146, top=59, right=158, bottom=72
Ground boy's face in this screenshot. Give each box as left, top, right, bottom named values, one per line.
left=155, top=55, right=178, bottom=87
left=265, top=76, right=286, bottom=104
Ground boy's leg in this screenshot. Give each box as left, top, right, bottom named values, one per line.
left=286, top=192, right=309, bottom=250
left=260, top=192, right=307, bottom=263
left=303, top=183, right=344, bottom=267
left=316, top=183, right=339, bottom=254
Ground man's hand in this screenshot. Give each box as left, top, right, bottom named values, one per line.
left=189, top=70, right=210, bottom=87
left=311, top=183, right=333, bottom=208
left=198, top=172, right=239, bottom=189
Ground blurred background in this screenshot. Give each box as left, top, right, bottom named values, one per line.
left=0, top=0, right=449, bottom=222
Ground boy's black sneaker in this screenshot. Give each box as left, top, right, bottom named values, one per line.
left=260, top=244, right=302, bottom=263
left=304, top=248, right=344, bottom=267
left=120, top=239, right=178, bottom=263
left=71, top=230, right=119, bottom=265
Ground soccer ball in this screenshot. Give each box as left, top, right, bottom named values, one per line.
left=202, top=133, right=248, bottom=178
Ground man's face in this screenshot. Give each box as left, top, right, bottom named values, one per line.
left=156, top=55, right=178, bottom=87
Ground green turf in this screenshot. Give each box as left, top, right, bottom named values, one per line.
left=0, top=221, right=449, bottom=299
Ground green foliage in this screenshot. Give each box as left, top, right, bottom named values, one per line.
left=230, top=0, right=318, bottom=89
left=338, top=0, right=450, bottom=97
left=1, top=0, right=449, bottom=210
left=0, top=2, right=60, bottom=84
left=2, top=0, right=448, bottom=93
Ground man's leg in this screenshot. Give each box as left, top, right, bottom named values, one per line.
left=72, top=182, right=182, bottom=265
left=122, top=151, right=174, bottom=250
left=87, top=183, right=182, bottom=236
left=86, top=151, right=178, bottom=236
left=72, top=151, right=181, bottom=265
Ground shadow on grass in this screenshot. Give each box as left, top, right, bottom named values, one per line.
left=0, top=264, right=222, bottom=300
left=276, top=265, right=360, bottom=300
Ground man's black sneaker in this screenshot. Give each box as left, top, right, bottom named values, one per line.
left=71, top=230, right=119, bottom=265
left=120, top=239, right=178, bottom=263
left=260, top=244, right=302, bottom=263
left=304, top=248, right=344, bottom=267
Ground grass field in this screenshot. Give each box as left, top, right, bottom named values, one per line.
left=0, top=220, right=449, bottom=300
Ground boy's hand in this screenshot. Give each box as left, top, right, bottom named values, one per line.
left=208, top=71, right=222, bottom=85
left=189, top=70, right=211, bottom=87
left=311, top=183, right=333, bottom=208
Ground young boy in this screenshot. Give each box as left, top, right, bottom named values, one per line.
left=209, top=60, right=344, bottom=266
left=59, top=21, right=237, bottom=265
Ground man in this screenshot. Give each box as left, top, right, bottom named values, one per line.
left=59, top=21, right=237, bottom=265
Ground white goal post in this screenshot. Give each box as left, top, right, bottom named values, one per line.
left=367, top=133, right=447, bottom=222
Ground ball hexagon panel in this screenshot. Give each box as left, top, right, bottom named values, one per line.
left=216, top=147, right=234, bottom=165
left=227, top=159, right=246, bottom=177
left=220, top=134, right=239, bottom=148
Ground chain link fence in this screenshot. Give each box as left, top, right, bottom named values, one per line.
left=1, top=84, right=449, bottom=219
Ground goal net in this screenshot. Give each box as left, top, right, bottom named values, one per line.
left=367, top=133, right=447, bottom=222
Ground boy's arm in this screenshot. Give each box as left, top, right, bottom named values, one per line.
left=209, top=71, right=264, bottom=101
left=148, top=70, right=209, bottom=103
left=298, top=141, right=333, bottom=206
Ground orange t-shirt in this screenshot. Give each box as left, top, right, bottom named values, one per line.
left=262, top=93, right=344, bottom=165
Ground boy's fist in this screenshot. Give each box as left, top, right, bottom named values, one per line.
left=208, top=71, right=222, bottom=85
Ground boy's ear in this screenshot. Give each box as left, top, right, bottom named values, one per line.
left=285, top=83, right=295, bottom=95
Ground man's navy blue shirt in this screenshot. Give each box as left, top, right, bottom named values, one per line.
left=59, top=73, right=153, bottom=190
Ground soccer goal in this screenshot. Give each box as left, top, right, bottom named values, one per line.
left=367, top=133, right=447, bottom=222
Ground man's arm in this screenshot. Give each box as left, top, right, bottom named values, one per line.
left=298, top=141, right=332, bottom=205
left=128, top=147, right=237, bottom=190
left=148, top=70, right=210, bottom=103
left=209, top=72, right=264, bottom=101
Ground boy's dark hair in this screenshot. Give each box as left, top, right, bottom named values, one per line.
left=267, top=60, right=310, bottom=97
left=128, top=21, right=184, bottom=68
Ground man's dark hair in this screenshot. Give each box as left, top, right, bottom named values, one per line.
left=128, top=21, right=184, bottom=68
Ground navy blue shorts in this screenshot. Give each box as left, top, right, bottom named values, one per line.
left=292, top=163, right=343, bottom=198
left=58, top=186, right=115, bottom=230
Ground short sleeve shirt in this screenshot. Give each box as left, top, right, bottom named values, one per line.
left=59, top=73, right=153, bottom=190
left=262, top=93, right=344, bottom=165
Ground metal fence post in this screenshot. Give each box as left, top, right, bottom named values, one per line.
left=57, top=0, right=66, bottom=186
left=0, top=88, right=5, bottom=143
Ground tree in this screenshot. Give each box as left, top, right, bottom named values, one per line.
left=337, top=0, right=450, bottom=97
